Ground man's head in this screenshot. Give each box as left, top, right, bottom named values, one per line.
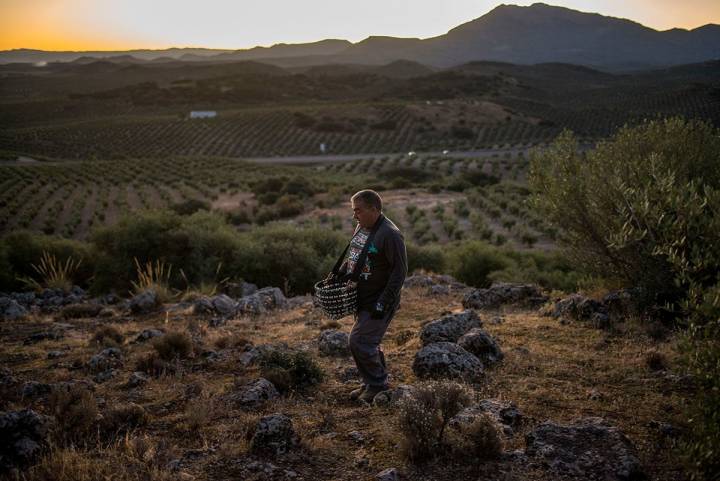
left=351, top=190, right=382, bottom=229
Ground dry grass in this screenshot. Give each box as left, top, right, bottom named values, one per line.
left=0, top=286, right=690, bottom=481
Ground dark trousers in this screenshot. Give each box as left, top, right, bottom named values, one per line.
left=348, top=305, right=397, bottom=388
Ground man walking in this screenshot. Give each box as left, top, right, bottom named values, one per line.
left=340, top=190, right=407, bottom=404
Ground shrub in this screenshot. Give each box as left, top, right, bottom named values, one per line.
left=447, top=241, right=511, bottom=288
left=406, top=243, right=446, bottom=274
left=100, top=403, right=149, bottom=436
left=258, top=349, right=324, bottom=392
left=152, top=331, right=193, bottom=361
left=90, top=210, right=250, bottom=294
left=0, top=231, right=94, bottom=292
left=131, top=258, right=174, bottom=302
left=448, top=414, right=503, bottom=462
left=397, top=381, right=472, bottom=463
left=239, top=224, right=344, bottom=295
left=91, top=326, right=124, bottom=348
left=135, top=351, right=175, bottom=377
left=170, top=199, right=210, bottom=216
left=49, top=385, right=99, bottom=445
left=529, top=118, right=720, bottom=312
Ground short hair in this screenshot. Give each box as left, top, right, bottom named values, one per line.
left=351, top=189, right=382, bottom=211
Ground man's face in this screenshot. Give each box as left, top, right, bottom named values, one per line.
left=352, top=199, right=378, bottom=229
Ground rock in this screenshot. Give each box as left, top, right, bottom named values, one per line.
left=552, top=294, right=606, bottom=322
left=225, top=281, right=258, bottom=298
left=601, top=289, right=639, bottom=319
left=227, top=378, right=279, bottom=408
left=59, top=303, right=102, bottom=319
left=256, top=287, right=287, bottom=310
left=193, top=294, right=238, bottom=317
left=348, top=430, right=365, bottom=444
left=93, top=369, right=117, bottom=383
left=376, top=468, right=400, bottom=481
left=250, top=413, right=299, bottom=455
left=419, top=309, right=483, bottom=345
left=373, top=384, right=416, bottom=407
left=450, top=399, right=522, bottom=436
left=87, top=347, right=123, bottom=373
left=97, top=308, right=116, bottom=318
left=23, top=329, right=64, bottom=345
left=238, top=343, right=286, bottom=367
left=126, top=372, right=149, bottom=388
left=135, top=328, right=164, bottom=343
left=208, top=317, right=226, bottom=328
left=129, top=290, right=159, bottom=314
left=463, top=283, right=548, bottom=310
left=192, top=296, right=214, bottom=315
left=318, top=329, right=350, bottom=356
left=47, top=350, right=64, bottom=359
left=525, top=417, right=644, bottom=480
left=0, top=409, right=53, bottom=471
left=457, top=328, right=503, bottom=364
left=236, top=294, right=264, bottom=315
left=588, top=389, right=603, bottom=401
left=337, top=366, right=360, bottom=383
left=21, top=381, right=53, bottom=400
left=0, top=297, right=28, bottom=321
left=286, top=295, right=313, bottom=309
left=412, top=342, right=484, bottom=382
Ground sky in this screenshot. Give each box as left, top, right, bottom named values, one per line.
left=1, top=0, right=719, bottom=51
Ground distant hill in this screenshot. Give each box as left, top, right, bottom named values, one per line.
left=1, top=3, right=718, bottom=71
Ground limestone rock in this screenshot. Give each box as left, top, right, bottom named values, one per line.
left=457, top=328, right=503, bottom=364
left=318, top=329, right=350, bottom=356
left=412, top=342, right=484, bottom=382
left=419, top=309, right=482, bottom=345
left=525, top=417, right=644, bottom=480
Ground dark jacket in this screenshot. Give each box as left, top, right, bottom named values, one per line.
left=352, top=215, right=407, bottom=310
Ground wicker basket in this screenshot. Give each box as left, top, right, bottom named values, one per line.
left=313, top=279, right=357, bottom=320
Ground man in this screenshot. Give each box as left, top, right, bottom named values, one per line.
left=339, top=189, right=407, bottom=404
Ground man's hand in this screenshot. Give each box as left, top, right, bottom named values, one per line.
left=371, top=302, right=385, bottom=319
left=345, top=280, right=358, bottom=289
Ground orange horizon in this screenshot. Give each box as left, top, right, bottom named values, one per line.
left=1, top=0, right=719, bottom=52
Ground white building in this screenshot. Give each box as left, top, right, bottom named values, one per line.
left=189, top=111, right=217, bottom=119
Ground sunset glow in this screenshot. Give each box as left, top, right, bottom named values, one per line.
left=1, top=0, right=719, bottom=51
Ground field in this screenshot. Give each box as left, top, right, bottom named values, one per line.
left=0, top=152, right=557, bottom=251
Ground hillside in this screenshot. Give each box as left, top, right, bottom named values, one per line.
left=0, top=281, right=689, bottom=480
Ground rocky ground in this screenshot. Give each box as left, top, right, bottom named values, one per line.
left=0, top=276, right=691, bottom=481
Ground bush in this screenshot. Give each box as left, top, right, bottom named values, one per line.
left=90, top=210, right=251, bottom=294
left=49, top=385, right=98, bottom=445
left=238, top=224, right=344, bottom=294
left=0, top=231, right=95, bottom=292
left=91, top=326, right=124, bottom=348
left=152, top=331, right=193, bottom=361
left=397, top=381, right=472, bottom=463
left=406, top=243, right=446, bottom=274
left=100, top=403, right=149, bottom=436
left=258, top=349, right=324, bottom=392
left=447, top=241, right=511, bottom=288
left=170, top=199, right=210, bottom=216
left=529, top=118, right=720, bottom=312
left=448, top=414, right=503, bottom=462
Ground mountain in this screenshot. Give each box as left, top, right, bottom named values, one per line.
left=412, top=3, right=720, bottom=70
left=1, top=3, right=718, bottom=71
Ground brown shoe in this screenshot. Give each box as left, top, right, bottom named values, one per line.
left=358, top=384, right=389, bottom=404
left=349, top=385, right=367, bottom=401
